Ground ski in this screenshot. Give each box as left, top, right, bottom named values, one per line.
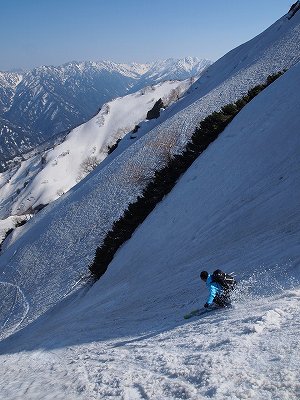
left=184, top=307, right=217, bottom=319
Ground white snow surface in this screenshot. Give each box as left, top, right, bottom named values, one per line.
left=0, top=9, right=300, bottom=400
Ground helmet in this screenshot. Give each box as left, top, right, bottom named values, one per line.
left=200, top=271, right=208, bottom=281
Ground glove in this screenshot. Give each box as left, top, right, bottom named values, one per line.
left=204, top=303, right=209, bottom=308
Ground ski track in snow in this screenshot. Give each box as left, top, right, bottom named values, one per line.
left=0, top=290, right=299, bottom=399
left=0, top=281, right=29, bottom=340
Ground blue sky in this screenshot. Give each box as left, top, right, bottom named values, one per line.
left=0, top=0, right=295, bottom=71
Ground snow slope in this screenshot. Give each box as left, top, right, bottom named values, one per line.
left=0, top=6, right=300, bottom=399
left=0, top=49, right=299, bottom=400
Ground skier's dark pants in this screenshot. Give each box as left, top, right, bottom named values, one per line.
left=213, top=292, right=231, bottom=307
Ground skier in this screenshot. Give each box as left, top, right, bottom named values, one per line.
left=200, top=269, right=236, bottom=308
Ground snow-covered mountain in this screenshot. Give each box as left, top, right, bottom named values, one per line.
left=0, top=71, right=22, bottom=113
left=0, top=77, right=193, bottom=231
left=132, top=57, right=211, bottom=89
left=0, top=116, right=47, bottom=168
left=0, top=4, right=300, bottom=399
left=0, top=57, right=210, bottom=168
left=0, top=73, right=38, bottom=167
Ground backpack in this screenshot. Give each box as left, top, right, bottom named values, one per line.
left=212, top=269, right=236, bottom=290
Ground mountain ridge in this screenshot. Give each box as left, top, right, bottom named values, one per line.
left=0, top=57, right=211, bottom=168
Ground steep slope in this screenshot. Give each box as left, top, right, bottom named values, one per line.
left=148, top=5, right=300, bottom=123
left=0, top=49, right=299, bottom=400
left=0, top=9, right=300, bottom=338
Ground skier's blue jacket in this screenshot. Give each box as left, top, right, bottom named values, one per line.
left=206, top=274, right=223, bottom=305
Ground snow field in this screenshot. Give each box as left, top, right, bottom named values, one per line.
left=0, top=288, right=299, bottom=399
